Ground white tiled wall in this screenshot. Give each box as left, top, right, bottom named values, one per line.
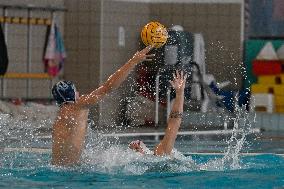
left=0, top=0, right=64, bottom=99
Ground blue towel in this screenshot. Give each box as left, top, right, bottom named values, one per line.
left=44, top=21, right=66, bottom=77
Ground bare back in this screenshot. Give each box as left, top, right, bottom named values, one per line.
left=52, top=104, right=89, bottom=166
left=51, top=46, right=154, bottom=166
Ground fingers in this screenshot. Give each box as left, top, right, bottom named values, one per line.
left=175, top=70, right=180, bottom=79
left=172, top=72, right=177, bottom=80
left=144, top=53, right=155, bottom=61
left=173, top=70, right=185, bottom=80
left=178, top=70, right=184, bottom=80
left=146, top=54, right=155, bottom=57
left=146, top=54, right=155, bottom=58
left=144, top=58, right=153, bottom=61
left=135, top=46, right=154, bottom=62
left=169, top=80, right=174, bottom=87
left=172, top=70, right=187, bottom=87
left=182, top=74, right=188, bottom=86
left=171, top=70, right=187, bottom=90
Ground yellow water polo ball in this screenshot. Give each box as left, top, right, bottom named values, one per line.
left=141, top=21, right=168, bottom=48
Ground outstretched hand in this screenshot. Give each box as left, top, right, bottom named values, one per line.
left=169, top=70, right=187, bottom=93
left=131, top=45, right=155, bottom=64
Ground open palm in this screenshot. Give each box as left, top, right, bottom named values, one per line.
left=131, top=45, right=155, bottom=63
left=169, top=70, right=187, bottom=92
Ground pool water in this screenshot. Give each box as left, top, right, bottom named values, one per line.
left=0, top=151, right=283, bottom=189
left=0, top=108, right=284, bottom=188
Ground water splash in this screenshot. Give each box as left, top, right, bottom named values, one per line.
left=82, top=142, right=197, bottom=175
left=80, top=105, right=256, bottom=174
left=201, top=105, right=256, bottom=171
left=0, top=100, right=257, bottom=175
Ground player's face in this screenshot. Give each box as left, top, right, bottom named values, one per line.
left=129, top=140, right=146, bottom=154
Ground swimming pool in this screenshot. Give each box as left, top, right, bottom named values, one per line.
left=0, top=109, right=284, bottom=189
left=0, top=149, right=283, bottom=189
left=1, top=129, right=284, bottom=189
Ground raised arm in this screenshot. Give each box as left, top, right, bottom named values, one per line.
left=76, top=46, right=154, bottom=108
left=154, top=70, right=187, bottom=156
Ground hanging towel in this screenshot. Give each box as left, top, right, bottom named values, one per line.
left=43, top=20, right=66, bottom=77
left=0, top=24, right=8, bottom=75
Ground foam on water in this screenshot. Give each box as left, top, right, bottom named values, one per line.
left=200, top=106, right=255, bottom=171
left=0, top=103, right=283, bottom=188
left=79, top=105, right=257, bottom=174
left=0, top=101, right=260, bottom=175
left=82, top=143, right=197, bottom=175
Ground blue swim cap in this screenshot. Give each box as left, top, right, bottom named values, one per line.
left=52, top=80, right=76, bottom=106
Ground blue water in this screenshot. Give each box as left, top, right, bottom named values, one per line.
left=1, top=108, right=284, bottom=188
left=0, top=151, right=283, bottom=189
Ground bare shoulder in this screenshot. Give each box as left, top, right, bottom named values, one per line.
left=55, top=103, right=86, bottom=119
left=60, top=103, right=82, bottom=112
left=53, top=103, right=89, bottom=128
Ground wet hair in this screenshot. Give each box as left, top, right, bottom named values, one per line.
left=52, top=80, right=76, bottom=106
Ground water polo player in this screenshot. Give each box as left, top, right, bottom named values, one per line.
left=51, top=46, right=154, bottom=166
left=129, top=70, right=187, bottom=156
